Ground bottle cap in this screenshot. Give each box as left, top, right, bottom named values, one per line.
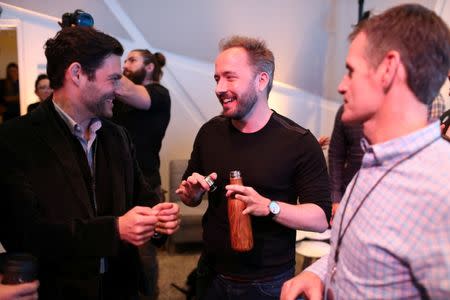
left=204, top=175, right=217, bottom=192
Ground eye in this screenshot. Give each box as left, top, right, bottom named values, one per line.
left=345, top=67, right=354, bottom=78
left=110, top=74, right=122, bottom=84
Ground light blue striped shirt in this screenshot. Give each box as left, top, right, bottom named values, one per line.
left=307, top=121, right=450, bottom=299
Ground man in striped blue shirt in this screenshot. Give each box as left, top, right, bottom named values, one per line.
left=281, top=4, right=450, bottom=300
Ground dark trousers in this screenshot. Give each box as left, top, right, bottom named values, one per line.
left=204, top=267, right=295, bottom=300
left=138, top=244, right=159, bottom=300
left=39, top=272, right=140, bottom=300
left=139, top=184, right=163, bottom=300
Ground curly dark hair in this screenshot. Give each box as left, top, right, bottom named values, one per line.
left=45, top=27, right=123, bottom=89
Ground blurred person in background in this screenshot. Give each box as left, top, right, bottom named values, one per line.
left=27, top=74, right=53, bottom=113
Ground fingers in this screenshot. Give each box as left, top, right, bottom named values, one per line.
left=176, top=172, right=217, bottom=203
left=132, top=230, right=156, bottom=246
left=225, top=184, right=248, bottom=198
left=175, top=180, right=195, bottom=197
left=153, top=202, right=174, bottom=211
left=189, top=172, right=212, bottom=191
left=155, top=203, right=181, bottom=235
left=132, top=206, right=158, bottom=216
left=280, top=272, right=324, bottom=300
left=154, top=203, right=180, bottom=221
left=225, top=185, right=271, bottom=217
left=119, top=204, right=178, bottom=245
left=175, top=181, right=191, bottom=199
left=17, top=280, right=40, bottom=297
left=156, top=218, right=181, bottom=235
left=129, top=231, right=156, bottom=246
left=281, top=277, right=305, bottom=300
left=0, top=280, right=39, bottom=300
left=118, top=208, right=159, bottom=245
left=207, top=172, right=217, bottom=181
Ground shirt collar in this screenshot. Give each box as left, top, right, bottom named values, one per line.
left=52, top=99, right=102, bottom=138
left=361, top=121, right=442, bottom=167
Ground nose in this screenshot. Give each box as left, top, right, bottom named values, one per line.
left=337, top=75, right=348, bottom=95
left=215, top=78, right=227, bottom=95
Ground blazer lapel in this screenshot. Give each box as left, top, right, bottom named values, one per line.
left=97, top=124, right=127, bottom=214
left=29, top=101, right=94, bottom=217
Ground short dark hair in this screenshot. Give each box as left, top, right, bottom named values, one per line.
left=350, top=4, right=450, bottom=105
left=45, top=27, right=124, bottom=89
left=6, top=62, right=18, bottom=70
left=6, top=63, right=18, bottom=80
left=219, top=36, right=275, bottom=97
left=34, top=74, right=49, bottom=90
left=132, top=49, right=166, bottom=82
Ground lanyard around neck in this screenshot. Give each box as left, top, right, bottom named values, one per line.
left=334, top=136, right=440, bottom=265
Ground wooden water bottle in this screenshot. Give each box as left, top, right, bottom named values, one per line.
left=228, top=170, right=253, bottom=252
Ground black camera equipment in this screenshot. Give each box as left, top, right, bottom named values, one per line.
left=59, top=9, right=94, bottom=28
left=1, top=253, right=38, bottom=284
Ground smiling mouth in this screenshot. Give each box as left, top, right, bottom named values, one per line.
left=222, top=98, right=234, bottom=104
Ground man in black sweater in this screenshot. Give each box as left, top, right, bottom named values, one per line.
left=176, top=36, right=331, bottom=300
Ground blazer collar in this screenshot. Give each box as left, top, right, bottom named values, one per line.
left=29, top=100, right=95, bottom=217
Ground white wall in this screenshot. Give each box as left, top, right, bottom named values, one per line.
left=119, top=0, right=332, bottom=98
left=1, top=3, right=59, bottom=111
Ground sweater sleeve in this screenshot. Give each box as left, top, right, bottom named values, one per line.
left=295, top=132, right=332, bottom=223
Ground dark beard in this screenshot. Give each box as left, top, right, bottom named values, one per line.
left=231, top=89, right=258, bottom=120
left=124, top=67, right=146, bottom=85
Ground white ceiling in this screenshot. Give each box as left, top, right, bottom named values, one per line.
left=1, top=0, right=334, bottom=97
left=0, top=0, right=131, bottom=39
left=0, top=0, right=440, bottom=101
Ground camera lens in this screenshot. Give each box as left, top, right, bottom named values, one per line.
left=76, top=12, right=94, bottom=27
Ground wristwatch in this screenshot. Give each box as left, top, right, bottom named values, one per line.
left=268, top=201, right=280, bottom=218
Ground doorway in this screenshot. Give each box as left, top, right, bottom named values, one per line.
left=0, top=19, right=23, bottom=123
left=0, top=20, right=19, bottom=124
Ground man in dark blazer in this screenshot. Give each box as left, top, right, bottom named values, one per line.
left=0, top=27, right=180, bottom=300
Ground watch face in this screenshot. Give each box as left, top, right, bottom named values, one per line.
left=269, top=201, right=280, bottom=215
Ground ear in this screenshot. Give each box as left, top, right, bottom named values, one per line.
left=379, top=50, right=401, bottom=93
left=67, top=62, right=83, bottom=86
left=256, top=72, right=270, bottom=93
left=145, top=62, right=155, bottom=74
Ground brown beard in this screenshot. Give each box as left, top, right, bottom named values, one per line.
left=124, top=67, right=146, bottom=85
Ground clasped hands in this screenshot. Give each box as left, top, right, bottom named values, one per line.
left=176, top=172, right=270, bottom=216
left=118, top=202, right=180, bottom=246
